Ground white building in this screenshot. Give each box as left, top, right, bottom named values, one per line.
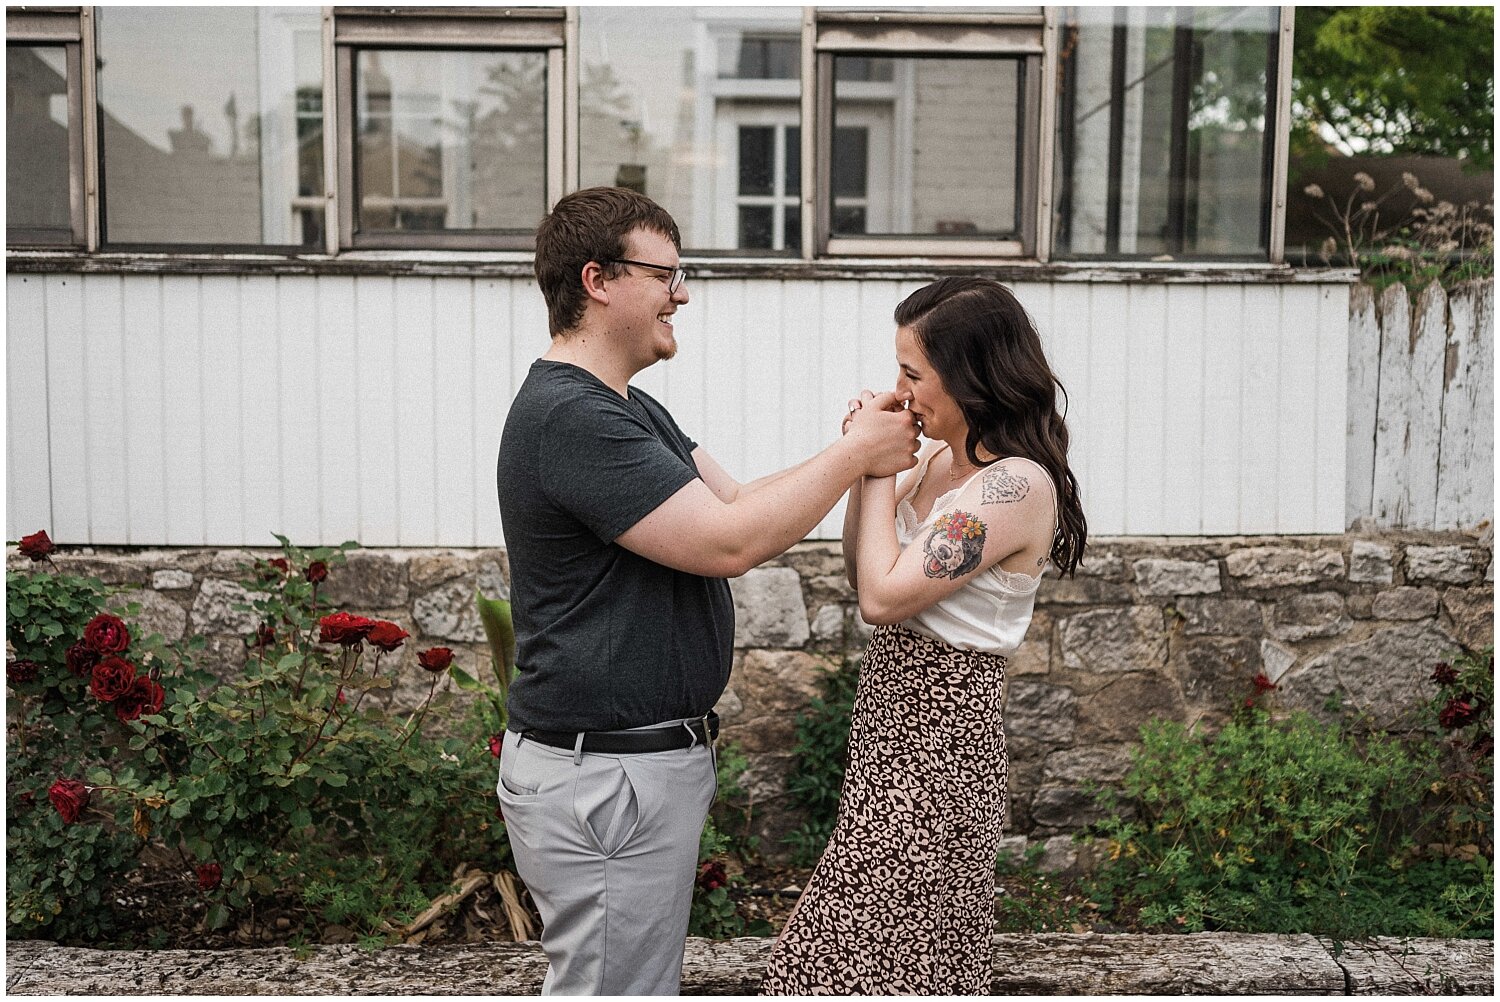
left=7, top=6, right=1365, bottom=548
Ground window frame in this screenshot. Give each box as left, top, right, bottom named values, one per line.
left=332, top=7, right=567, bottom=252
left=1049, top=5, right=1291, bottom=263
left=6, top=7, right=89, bottom=248
left=807, top=8, right=1051, bottom=259
left=3, top=5, right=1295, bottom=267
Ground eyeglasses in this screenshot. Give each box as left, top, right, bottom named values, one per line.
left=606, top=258, right=688, bottom=295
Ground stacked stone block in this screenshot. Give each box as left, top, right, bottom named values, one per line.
left=10, top=526, right=1491, bottom=870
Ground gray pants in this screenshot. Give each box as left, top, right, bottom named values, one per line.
left=497, top=725, right=716, bottom=995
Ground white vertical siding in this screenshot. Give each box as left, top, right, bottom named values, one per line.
left=7, top=275, right=53, bottom=535
left=6, top=272, right=1353, bottom=546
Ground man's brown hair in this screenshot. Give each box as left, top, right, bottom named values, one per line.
left=534, top=187, right=682, bottom=336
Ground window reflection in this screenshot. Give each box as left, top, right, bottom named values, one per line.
left=354, top=49, right=546, bottom=235
left=832, top=56, right=1021, bottom=238
left=579, top=7, right=805, bottom=253
left=96, top=7, right=323, bottom=246
left=6, top=45, right=72, bottom=239
left=1054, top=6, right=1276, bottom=258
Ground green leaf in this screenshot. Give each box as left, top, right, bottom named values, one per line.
left=476, top=589, right=516, bottom=680
left=449, top=665, right=483, bottom=692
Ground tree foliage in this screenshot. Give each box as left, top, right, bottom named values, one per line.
left=1292, top=7, right=1494, bottom=168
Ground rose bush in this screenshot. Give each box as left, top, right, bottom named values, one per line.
left=6, top=536, right=521, bottom=945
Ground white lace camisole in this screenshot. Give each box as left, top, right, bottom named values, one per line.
left=894, top=448, right=1058, bottom=655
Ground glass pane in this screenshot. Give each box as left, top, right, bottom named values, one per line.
left=1053, top=6, right=1277, bottom=259
left=786, top=126, right=801, bottom=197
left=832, top=55, right=1021, bottom=238
left=739, top=205, right=774, bottom=249
left=6, top=45, right=72, bottom=238
left=833, top=205, right=867, bottom=234
left=738, top=126, right=774, bottom=196
left=832, top=127, right=869, bottom=198
left=355, top=49, right=546, bottom=235
left=722, top=35, right=799, bottom=80
left=579, top=6, right=803, bottom=253
left=96, top=7, right=324, bottom=246
left=784, top=204, right=802, bottom=252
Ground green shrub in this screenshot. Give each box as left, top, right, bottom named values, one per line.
left=781, top=657, right=859, bottom=865
left=1086, top=653, right=1493, bottom=940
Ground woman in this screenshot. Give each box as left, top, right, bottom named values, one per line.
left=761, top=277, right=1087, bottom=994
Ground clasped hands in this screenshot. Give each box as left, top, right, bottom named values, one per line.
left=841, top=389, right=920, bottom=479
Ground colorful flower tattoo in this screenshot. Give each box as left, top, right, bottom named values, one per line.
left=923, top=510, right=987, bottom=579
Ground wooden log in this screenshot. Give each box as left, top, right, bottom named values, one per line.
left=6, top=934, right=1493, bottom=996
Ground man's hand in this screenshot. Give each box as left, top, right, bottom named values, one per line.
left=844, top=391, right=920, bottom=478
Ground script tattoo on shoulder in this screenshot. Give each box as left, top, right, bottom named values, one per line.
left=922, top=510, right=987, bottom=580
left=981, top=465, right=1030, bottom=504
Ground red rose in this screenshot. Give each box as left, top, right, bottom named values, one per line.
left=196, top=862, right=223, bottom=892
left=697, top=860, right=728, bottom=892
left=7, top=659, right=40, bottom=685
left=18, top=530, right=55, bottom=561
left=83, top=613, right=130, bottom=654
left=334, top=687, right=348, bottom=706
left=318, top=612, right=376, bottom=646
left=48, top=778, right=90, bottom=824
left=89, top=656, right=137, bottom=702
left=367, top=621, right=410, bottom=653
left=1252, top=673, right=1277, bottom=693
left=114, top=676, right=165, bottom=722
left=268, top=558, right=290, bottom=574
left=488, top=734, right=504, bottom=758
left=1430, top=662, right=1460, bottom=686
left=305, top=561, right=328, bottom=584
left=66, top=641, right=100, bottom=678
left=417, top=647, right=454, bottom=673
left=252, top=623, right=276, bottom=649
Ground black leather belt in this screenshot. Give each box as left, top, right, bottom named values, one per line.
left=522, top=712, right=719, bottom=754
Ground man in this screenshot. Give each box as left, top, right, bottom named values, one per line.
left=496, top=186, right=918, bottom=995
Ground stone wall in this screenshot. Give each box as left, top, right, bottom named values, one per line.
left=10, top=526, right=1492, bottom=868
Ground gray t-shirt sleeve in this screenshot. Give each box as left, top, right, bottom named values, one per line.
left=536, top=391, right=699, bottom=543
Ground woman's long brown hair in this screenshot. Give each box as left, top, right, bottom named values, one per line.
left=895, top=277, right=1088, bottom=576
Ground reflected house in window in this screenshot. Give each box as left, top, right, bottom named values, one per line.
left=6, top=46, right=71, bottom=234
left=95, top=5, right=325, bottom=247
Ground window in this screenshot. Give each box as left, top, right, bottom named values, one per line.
left=95, top=6, right=324, bottom=248
left=334, top=8, right=565, bottom=250
left=5, top=6, right=1292, bottom=263
left=813, top=8, right=1046, bottom=256
left=578, top=6, right=806, bottom=254
left=1052, top=6, right=1280, bottom=259
left=6, top=10, right=83, bottom=245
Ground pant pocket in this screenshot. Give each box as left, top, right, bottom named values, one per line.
left=573, top=756, right=641, bottom=859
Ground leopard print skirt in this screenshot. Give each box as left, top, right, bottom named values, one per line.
left=761, top=623, right=1009, bottom=995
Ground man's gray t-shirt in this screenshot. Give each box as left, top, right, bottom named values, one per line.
left=497, top=360, right=734, bottom=733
